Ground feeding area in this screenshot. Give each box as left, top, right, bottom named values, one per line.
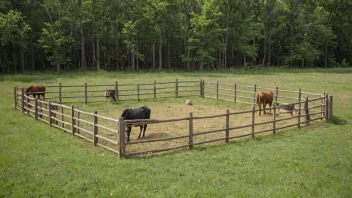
left=14, top=79, right=333, bottom=158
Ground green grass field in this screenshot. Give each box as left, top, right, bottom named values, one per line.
left=1, top=68, right=351, bottom=197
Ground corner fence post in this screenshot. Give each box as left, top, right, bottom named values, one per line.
left=251, top=106, right=255, bottom=138
left=35, top=98, right=38, bottom=120
left=273, top=104, right=276, bottom=134
left=304, top=97, right=310, bottom=125
left=59, top=83, right=62, bottom=104
left=298, top=89, right=301, bottom=129
left=71, top=105, right=75, bottom=136
left=189, top=112, right=194, bottom=150
left=115, top=81, right=119, bottom=102
left=254, top=84, right=257, bottom=105
left=119, top=117, right=126, bottom=158
left=93, top=111, right=98, bottom=146
left=226, top=109, right=230, bottom=143
left=84, top=82, right=87, bottom=104
left=329, top=96, right=333, bottom=120
left=176, top=79, right=178, bottom=98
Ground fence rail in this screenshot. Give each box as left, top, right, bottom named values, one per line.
left=14, top=79, right=333, bottom=158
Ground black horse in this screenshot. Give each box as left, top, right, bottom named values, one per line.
left=120, top=106, right=151, bottom=141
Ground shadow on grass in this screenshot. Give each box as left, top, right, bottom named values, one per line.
left=329, top=116, right=347, bottom=125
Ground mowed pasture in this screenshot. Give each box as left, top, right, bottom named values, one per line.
left=1, top=68, right=352, bottom=197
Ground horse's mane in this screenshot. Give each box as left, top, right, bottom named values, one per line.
left=120, top=109, right=130, bottom=118
left=25, top=85, right=33, bottom=96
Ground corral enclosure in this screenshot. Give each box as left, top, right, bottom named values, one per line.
left=15, top=79, right=332, bottom=158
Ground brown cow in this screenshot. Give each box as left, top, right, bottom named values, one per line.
left=256, top=90, right=273, bottom=116
left=25, top=85, right=46, bottom=100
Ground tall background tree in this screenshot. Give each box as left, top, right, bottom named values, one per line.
left=0, top=0, right=351, bottom=73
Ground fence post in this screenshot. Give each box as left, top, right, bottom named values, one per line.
left=153, top=80, right=156, bottom=99
left=49, top=101, right=52, bottom=127
left=137, top=84, right=140, bottom=102
left=77, top=111, right=80, bottom=134
left=254, top=84, right=257, bottom=105
left=84, top=82, right=87, bottom=104
left=298, top=89, right=301, bottom=129
left=216, top=81, right=219, bottom=100
left=304, top=97, right=310, bottom=125
left=325, top=93, right=329, bottom=121
left=115, top=81, right=119, bottom=102
left=251, top=106, right=255, bottom=138
left=275, top=87, right=279, bottom=106
left=71, top=105, right=75, bottom=136
left=35, top=98, right=38, bottom=120
left=59, top=83, right=62, bottom=104
left=202, top=79, right=205, bottom=98
left=273, top=104, right=276, bottom=134
left=189, top=112, right=194, bottom=150
left=93, top=111, right=98, bottom=146
left=21, top=89, right=24, bottom=113
left=234, top=83, right=237, bottom=103
left=14, top=87, right=17, bottom=109
left=199, top=79, right=202, bottom=97
left=329, top=96, right=333, bottom=120
left=176, top=79, right=178, bottom=98
left=26, top=95, right=29, bottom=115
left=321, top=92, right=325, bottom=119
left=119, top=117, right=126, bottom=158
left=226, top=109, right=230, bottom=143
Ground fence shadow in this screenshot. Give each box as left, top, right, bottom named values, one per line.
left=329, top=116, right=347, bottom=125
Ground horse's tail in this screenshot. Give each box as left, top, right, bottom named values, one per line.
left=25, top=86, right=33, bottom=96
left=256, top=92, right=261, bottom=105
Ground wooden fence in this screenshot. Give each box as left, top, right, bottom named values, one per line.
left=14, top=79, right=333, bottom=158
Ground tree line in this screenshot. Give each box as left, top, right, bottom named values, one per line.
left=0, top=0, right=351, bottom=73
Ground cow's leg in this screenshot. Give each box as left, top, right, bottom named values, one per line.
left=269, top=102, right=272, bottom=114
left=263, top=102, right=267, bottom=115
left=137, top=126, right=143, bottom=139
left=142, top=124, right=147, bottom=137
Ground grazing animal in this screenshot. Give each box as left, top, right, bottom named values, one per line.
left=256, top=90, right=274, bottom=116
left=277, top=103, right=295, bottom=117
left=186, top=100, right=193, bottom=105
left=105, top=90, right=116, bottom=103
left=25, top=85, right=46, bottom=100
left=120, top=106, right=151, bottom=142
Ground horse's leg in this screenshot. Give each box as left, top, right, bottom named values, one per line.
left=126, top=126, right=132, bottom=142
left=137, top=126, right=143, bottom=139
left=142, top=124, right=147, bottom=137
left=259, top=104, right=262, bottom=116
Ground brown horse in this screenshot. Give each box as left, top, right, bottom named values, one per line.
left=25, top=85, right=46, bottom=100
left=256, top=90, right=273, bottom=116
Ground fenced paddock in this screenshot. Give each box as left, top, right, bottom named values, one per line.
left=14, top=79, right=333, bottom=158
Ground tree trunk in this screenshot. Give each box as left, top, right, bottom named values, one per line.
left=97, top=36, right=100, bottom=70
left=80, top=25, right=86, bottom=71
left=92, top=36, right=96, bottom=69
left=158, top=33, right=163, bottom=70
left=153, top=41, right=156, bottom=70
left=115, top=22, right=119, bottom=71
left=21, top=45, right=25, bottom=73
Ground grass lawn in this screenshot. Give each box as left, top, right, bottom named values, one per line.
left=0, top=68, right=351, bottom=197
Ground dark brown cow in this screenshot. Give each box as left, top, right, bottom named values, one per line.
left=25, top=85, right=46, bottom=100
left=256, top=90, right=273, bottom=116
left=105, top=90, right=116, bottom=103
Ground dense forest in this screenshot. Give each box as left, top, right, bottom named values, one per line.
left=0, top=0, right=351, bottom=73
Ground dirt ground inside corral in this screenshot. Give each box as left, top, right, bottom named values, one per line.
left=98, top=102, right=298, bottom=154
